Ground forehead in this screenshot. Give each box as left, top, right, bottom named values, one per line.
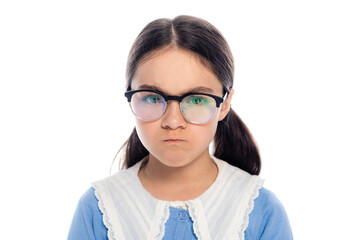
left=131, top=48, right=223, bottom=95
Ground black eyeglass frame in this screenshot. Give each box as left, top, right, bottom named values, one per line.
left=124, top=90, right=227, bottom=107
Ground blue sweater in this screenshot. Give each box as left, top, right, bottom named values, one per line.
left=68, top=187, right=292, bottom=239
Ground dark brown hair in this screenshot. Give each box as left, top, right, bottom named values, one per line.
left=120, top=15, right=261, bottom=175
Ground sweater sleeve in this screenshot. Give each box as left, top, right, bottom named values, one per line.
left=245, top=187, right=293, bottom=240
left=68, top=187, right=108, bottom=240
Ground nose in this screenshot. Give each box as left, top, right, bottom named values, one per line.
left=161, top=101, right=187, bottom=129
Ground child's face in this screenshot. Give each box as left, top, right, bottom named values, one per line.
left=130, top=48, right=232, bottom=168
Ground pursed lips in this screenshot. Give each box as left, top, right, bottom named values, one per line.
left=163, top=139, right=185, bottom=143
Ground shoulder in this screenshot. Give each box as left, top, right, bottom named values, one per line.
left=78, top=187, right=99, bottom=210
left=91, top=163, right=145, bottom=205
left=246, top=187, right=293, bottom=240
left=68, top=187, right=108, bottom=240
left=215, top=158, right=264, bottom=197
left=255, top=188, right=286, bottom=213
left=75, top=187, right=105, bottom=225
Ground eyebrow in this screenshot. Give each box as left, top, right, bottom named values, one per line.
left=137, top=84, right=215, bottom=95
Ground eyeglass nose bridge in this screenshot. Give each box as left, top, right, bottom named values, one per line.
left=162, top=95, right=186, bottom=103
left=161, top=96, right=189, bottom=117
left=161, top=95, right=196, bottom=117
left=161, top=97, right=187, bottom=119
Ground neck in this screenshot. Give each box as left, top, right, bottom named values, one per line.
left=138, top=151, right=218, bottom=201
left=145, top=152, right=216, bottom=182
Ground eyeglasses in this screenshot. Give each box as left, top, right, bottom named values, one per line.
left=124, top=90, right=227, bottom=124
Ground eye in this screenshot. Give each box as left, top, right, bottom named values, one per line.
left=187, top=96, right=210, bottom=105
left=142, top=94, right=162, bottom=104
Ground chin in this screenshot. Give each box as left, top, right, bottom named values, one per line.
left=161, top=159, right=189, bottom=168
left=154, top=154, right=192, bottom=168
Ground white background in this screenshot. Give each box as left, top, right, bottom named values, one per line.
left=1, top=0, right=359, bottom=239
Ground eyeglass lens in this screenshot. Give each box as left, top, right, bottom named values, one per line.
left=130, top=91, right=217, bottom=124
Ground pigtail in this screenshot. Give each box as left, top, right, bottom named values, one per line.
left=214, top=108, right=261, bottom=175
left=120, top=127, right=148, bottom=169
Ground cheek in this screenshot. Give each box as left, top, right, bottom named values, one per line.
left=198, top=110, right=221, bottom=146
left=202, top=120, right=219, bottom=144
left=134, top=119, right=156, bottom=148
left=185, top=119, right=219, bottom=152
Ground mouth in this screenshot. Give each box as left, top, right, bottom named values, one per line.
left=163, top=139, right=185, bottom=143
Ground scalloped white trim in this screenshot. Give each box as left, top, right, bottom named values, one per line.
left=148, top=201, right=170, bottom=240
left=187, top=199, right=212, bottom=240
left=238, top=177, right=264, bottom=240
left=92, top=183, right=125, bottom=240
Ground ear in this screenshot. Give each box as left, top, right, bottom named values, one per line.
left=218, top=88, right=234, bottom=121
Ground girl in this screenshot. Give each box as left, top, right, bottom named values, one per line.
left=68, top=15, right=293, bottom=240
